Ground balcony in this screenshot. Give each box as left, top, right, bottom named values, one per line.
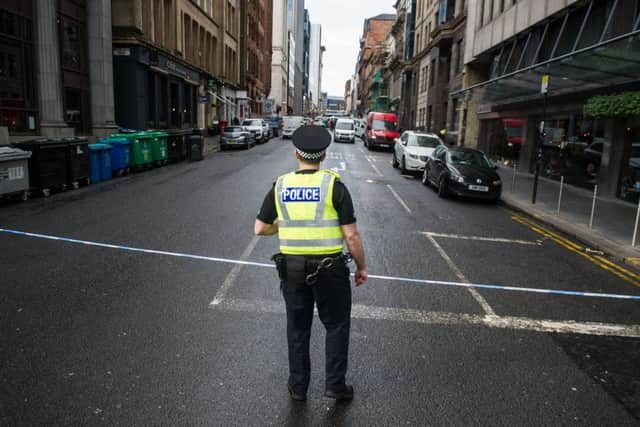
left=430, top=14, right=465, bottom=47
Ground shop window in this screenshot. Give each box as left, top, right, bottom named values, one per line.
left=0, top=10, right=17, bottom=36
left=619, top=119, right=640, bottom=202
left=576, top=1, right=608, bottom=50
left=64, top=87, right=82, bottom=132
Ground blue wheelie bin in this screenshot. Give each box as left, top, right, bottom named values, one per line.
left=103, top=137, right=131, bottom=175
left=88, top=143, right=112, bottom=184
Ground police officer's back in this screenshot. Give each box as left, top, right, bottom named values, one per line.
left=254, top=125, right=367, bottom=401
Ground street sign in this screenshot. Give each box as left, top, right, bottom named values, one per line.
left=264, top=99, right=274, bottom=114
left=540, top=74, right=550, bottom=94
left=198, top=95, right=210, bottom=104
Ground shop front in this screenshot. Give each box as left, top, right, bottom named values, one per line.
left=457, top=0, right=640, bottom=203
left=113, top=45, right=199, bottom=131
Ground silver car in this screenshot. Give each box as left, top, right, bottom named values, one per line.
left=221, top=126, right=255, bottom=150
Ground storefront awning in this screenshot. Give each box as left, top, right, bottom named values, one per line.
left=453, top=0, right=640, bottom=110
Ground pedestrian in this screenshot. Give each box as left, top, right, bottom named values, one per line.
left=254, top=125, right=367, bottom=402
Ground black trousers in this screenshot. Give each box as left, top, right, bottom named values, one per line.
left=280, top=257, right=352, bottom=395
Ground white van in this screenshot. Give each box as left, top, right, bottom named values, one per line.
left=334, top=119, right=356, bottom=143
left=282, top=116, right=305, bottom=139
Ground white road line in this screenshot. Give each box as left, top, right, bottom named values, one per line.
left=386, top=184, right=411, bottom=214
left=425, top=234, right=496, bottom=316
left=370, top=163, right=384, bottom=177
left=212, top=297, right=640, bottom=338
left=421, top=232, right=542, bottom=246
left=210, top=235, right=261, bottom=306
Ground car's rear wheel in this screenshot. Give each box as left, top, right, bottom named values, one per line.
left=401, top=156, right=408, bottom=173
left=438, top=176, right=449, bottom=198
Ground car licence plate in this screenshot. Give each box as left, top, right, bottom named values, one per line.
left=228, top=139, right=238, bottom=144
left=468, top=185, right=489, bottom=192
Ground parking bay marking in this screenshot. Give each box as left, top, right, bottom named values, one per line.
left=214, top=297, right=640, bottom=339
left=511, top=214, right=640, bottom=289
left=2, top=227, right=640, bottom=302
left=421, top=232, right=542, bottom=246
left=386, top=184, right=411, bottom=214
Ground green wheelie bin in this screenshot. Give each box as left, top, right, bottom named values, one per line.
left=147, top=131, right=169, bottom=166
left=110, top=133, right=152, bottom=170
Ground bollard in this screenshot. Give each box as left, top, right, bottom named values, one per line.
left=589, top=185, right=598, bottom=229
left=556, top=176, right=564, bottom=215
left=633, top=198, right=640, bottom=246
left=511, top=163, right=517, bottom=192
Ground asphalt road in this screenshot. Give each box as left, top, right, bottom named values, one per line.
left=2, top=135, right=640, bottom=426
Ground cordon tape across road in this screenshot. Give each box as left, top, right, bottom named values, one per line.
left=1, top=227, right=640, bottom=302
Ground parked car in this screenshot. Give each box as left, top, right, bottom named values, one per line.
left=242, top=119, right=266, bottom=143
left=220, top=126, right=255, bottom=150
left=392, top=131, right=442, bottom=173
left=262, top=116, right=282, bottom=138
left=260, top=120, right=272, bottom=141
left=334, top=119, right=356, bottom=143
left=312, top=119, right=326, bottom=127
left=282, top=116, right=305, bottom=139
left=422, top=145, right=502, bottom=202
left=354, top=119, right=366, bottom=139
left=364, top=112, right=400, bottom=150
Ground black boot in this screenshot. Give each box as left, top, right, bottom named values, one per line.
left=324, top=384, right=354, bottom=400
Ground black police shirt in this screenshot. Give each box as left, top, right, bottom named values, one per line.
left=257, top=170, right=356, bottom=225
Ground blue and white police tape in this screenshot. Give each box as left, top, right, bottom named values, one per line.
left=2, top=227, right=640, bottom=301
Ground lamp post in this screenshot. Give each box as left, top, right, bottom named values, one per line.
left=532, top=74, right=550, bottom=204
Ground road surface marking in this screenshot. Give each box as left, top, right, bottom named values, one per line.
left=420, top=232, right=542, bottom=246
left=424, top=234, right=496, bottom=316
left=363, top=153, right=384, bottom=177
left=213, top=297, right=640, bottom=338
left=386, top=184, right=411, bottom=214
left=2, top=228, right=640, bottom=301
left=210, top=235, right=261, bottom=306
left=511, top=214, right=640, bottom=289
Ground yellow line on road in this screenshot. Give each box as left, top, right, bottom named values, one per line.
left=511, top=214, right=640, bottom=289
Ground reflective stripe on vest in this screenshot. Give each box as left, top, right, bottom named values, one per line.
left=275, top=170, right=344, bottom=255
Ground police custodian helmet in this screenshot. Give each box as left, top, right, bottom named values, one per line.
left=292, top=125, right=332, bottom=161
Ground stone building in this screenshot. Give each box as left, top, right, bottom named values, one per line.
left=111, top=0, right=243, bottom=130
left=412, top=0, right=466, bottom=141
left=241, top=0, right=273, bottom=117
left=356, top=14, right=395, bottom=116
left=1, top=0, right=116, bottom=140
left=308, top=24, right=324, bottom=113
left=269, top=0, right=288, bottom=114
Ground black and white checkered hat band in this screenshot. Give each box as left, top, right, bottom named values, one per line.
left=296, top=149, right=325, bottom=160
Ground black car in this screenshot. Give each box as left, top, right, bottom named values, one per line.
left=220, top=126, right=255, bottom=150
left=422, top=146, right=502, bottom=201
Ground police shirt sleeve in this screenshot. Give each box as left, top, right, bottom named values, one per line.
left=257, top=185, right=277, bottom=224
left=332, top=180, right=356, bottom=225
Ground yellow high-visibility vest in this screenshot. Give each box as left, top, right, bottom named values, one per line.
left=274, top=169, right=344, bottom=255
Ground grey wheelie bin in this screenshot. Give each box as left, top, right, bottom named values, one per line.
left=0, top=147, right=31, bottom=200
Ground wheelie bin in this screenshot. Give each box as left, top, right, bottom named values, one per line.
left=0, top=147, right=31, bottom=201
left=167, top=129, right=189, bottom=162
left=187, top=130, right=204, bottom=162
left=89, top=143, right=112, bottom=184
left=64, top=137, right=90, bottom=188
left=111, top=132, right=152, bottom=170
left=147, top=131, right=169, bottom=165
left=102, top=137, right=131, bottom=175
left=12, top=138, right=68, bottom=196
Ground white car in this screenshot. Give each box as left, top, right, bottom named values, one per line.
left=392, top=131, right=443, bottom=173
left=242, top=119, right=266, bottom=143
left=282, top=116, right=305, bottom=139
left=334, top=119, right=356, bottom=143
left=354, top=120, right=366, bottom=138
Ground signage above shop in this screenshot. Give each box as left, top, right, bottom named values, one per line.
left=113, top=48, right=131, bottom=56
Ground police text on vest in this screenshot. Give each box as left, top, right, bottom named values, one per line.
left=281, top=187, right=321, bottom=202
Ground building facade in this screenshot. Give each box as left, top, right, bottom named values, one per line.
left=344, top=79, right=352, bottom=114
left=111, top=0, right=244, bottom=130
left=2, top=0, right=117, bottom=140
left=308, top=24, right=323, bottom=113
left=356, top=14, right=395, bottom=116
left=241, top=0, right=272, bottom=117
left=269, top=0, right=288, bottom=114
left=459, top=0, right=640, bottom=202
left=412, top=0, right=466, bottom=142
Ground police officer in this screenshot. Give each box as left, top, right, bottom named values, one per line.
left=254, top=125, right=367, bottom=402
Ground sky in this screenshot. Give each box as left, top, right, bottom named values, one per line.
left=304, top=0, right=396, bottom=97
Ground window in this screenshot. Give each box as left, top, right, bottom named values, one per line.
left=499, top=0, right=504, bottom=13
left=451, top=99, right=459, bottom=131
left=61, top=19, right=83, bottom=71
left=479, top=0, right=485, bottom=26
left=455, top=39, right=463, bottom=74
left=489, top=0, right=494, bottom=21
left=427, top=105, right=433, bottom=131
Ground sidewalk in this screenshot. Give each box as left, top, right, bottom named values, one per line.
left=203, top=135, right=220, bottom=157
left=497, top=165, right=640, bottom=265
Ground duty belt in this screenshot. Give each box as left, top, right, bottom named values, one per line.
left=304, top=253, right=352, bottom=285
